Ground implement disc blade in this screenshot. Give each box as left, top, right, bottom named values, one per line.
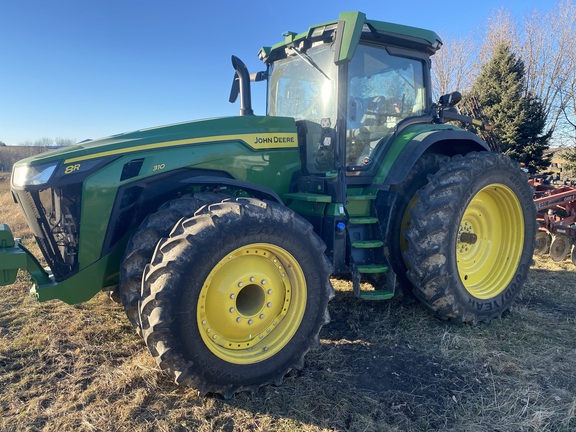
left=550, top=235, right=571, bottom=262
left=534, top=231, right=551, bottom=256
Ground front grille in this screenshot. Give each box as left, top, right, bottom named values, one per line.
left=13, top=183, right=82, bottom=281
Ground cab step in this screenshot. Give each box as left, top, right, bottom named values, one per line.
left=357, top=264, right=389, bottom=273
left=351, top=265, right=396, bottom=301
left=358, top=290, right=395, bottom=300
left=349, top=217, right=379, bottom=225
left=352, top=240, right=384, bottom=249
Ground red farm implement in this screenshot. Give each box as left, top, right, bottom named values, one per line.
left=531, top=178, right=576, bottom=265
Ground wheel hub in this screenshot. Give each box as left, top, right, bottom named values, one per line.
left=197, top=243, right=306, bottom=363
left=456, top=184, right=524, bottom=299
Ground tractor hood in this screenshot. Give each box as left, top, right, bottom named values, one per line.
left=12, top=115, right=298, bottom=177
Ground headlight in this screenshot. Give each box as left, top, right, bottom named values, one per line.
left=12, top=162, right=58, bottom=187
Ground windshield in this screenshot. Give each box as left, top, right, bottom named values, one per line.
left=346, top=44, right=426, bottom=167
left=268, top=44, right=337, bottom=123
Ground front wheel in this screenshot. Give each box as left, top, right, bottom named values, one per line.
left=139, top=198, right=333, bottom=397
left=404, top=152, right=536, bottom=324
left=118, top=193, right=224, bottom=333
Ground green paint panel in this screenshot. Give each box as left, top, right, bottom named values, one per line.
left=335, top=11, right=366, bottom=64
left=284, top=192, right=332, bottom=203
left=373, top=124, right=459, bottom=184
left=72, top=117, right=301, bottom=268
left=13, top=116, right=299, bottom=166
left=31, top=252, right=115, bottom=304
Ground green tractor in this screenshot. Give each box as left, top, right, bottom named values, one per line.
left=1, top=12, right=535, bottom=397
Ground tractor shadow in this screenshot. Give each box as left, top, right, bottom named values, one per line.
left=228, top=266, right=575, bottom=430
left=228, top=290, right=482, bottom=430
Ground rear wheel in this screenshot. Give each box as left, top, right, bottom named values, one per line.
left=385, top=153, right=448, bottom=291
left=405, top=152, right=536, bottom=324
left=139, top=198, right=333, bottom=397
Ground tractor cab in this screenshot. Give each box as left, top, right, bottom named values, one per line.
left=267, top=33, right=429, bottom=177
left=257, top=12, right=441, bottom=181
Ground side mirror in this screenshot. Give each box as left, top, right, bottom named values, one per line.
left=250, top=71, right=267, bottom=82
left=438, top=91, right=462, bottom=108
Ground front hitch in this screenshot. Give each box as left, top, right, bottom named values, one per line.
left=0, top=224, right=52, bottom=287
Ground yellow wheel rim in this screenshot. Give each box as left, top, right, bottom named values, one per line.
left=457, top=184, right=525, bottom=299
left=197, top=243, right=307, bottom=364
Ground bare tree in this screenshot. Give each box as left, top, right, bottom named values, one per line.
left=478, top=2, right=576, bottom=146
left=479, top=9, right=520, bottom=64
left=54, top=138, right=76, bottom=147
left=519, top=1, right=576, bottom=143
left=19, top=137, right=76, bottom=147
left=432, top=34, right=477, bottom=99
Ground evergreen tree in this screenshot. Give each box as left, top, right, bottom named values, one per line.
left=470, top=44, right=551, bottom=173
left=560, top=147, right=576, bottom=177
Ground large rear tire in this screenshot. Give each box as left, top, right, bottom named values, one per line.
left=139, top=198, right=333, bottom=397
left=385, top=153, right=448, bottom=290
left=404, top=152, right=536, bottom=324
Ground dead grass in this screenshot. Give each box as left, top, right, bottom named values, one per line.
left=1, top=172, right=575, bottom=431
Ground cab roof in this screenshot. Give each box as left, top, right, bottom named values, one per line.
left=259, top=11, right=442, bottom=65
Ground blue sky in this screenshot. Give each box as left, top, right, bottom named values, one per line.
left=0, top=0, right=558, bottom=145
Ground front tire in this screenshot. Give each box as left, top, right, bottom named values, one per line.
left=139, top=198, right=333, bottom=397
left=119, top=193, right=222, bottom=333
left=404, top=152, right=536, bottom=324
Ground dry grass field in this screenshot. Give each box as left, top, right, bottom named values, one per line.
left=1, top=172, right=575, bottom=432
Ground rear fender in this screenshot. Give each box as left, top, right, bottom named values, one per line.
left=381, top=129, right=489, bottom=186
